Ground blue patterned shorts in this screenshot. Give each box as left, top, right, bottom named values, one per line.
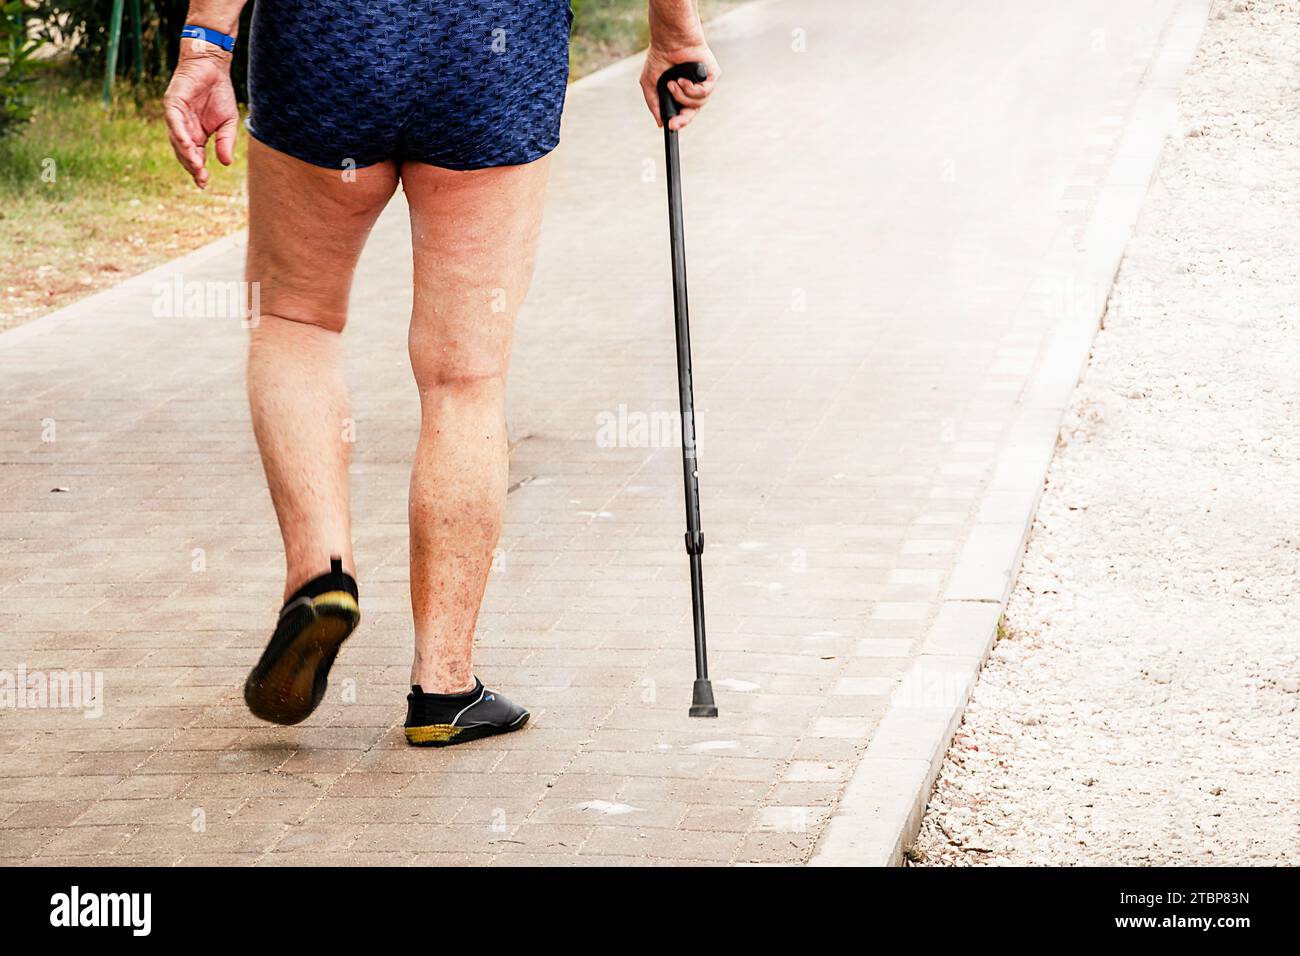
left=247, top=0, right=573, bottom=170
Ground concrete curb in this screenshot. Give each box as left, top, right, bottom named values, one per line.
left=810, top=0, right=1212, bottom=867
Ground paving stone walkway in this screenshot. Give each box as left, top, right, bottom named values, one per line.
left=0, top=0, right=1177, bottom=864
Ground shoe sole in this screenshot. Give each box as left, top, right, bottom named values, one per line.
left=244, top=591, right=359, bottom=726
left=405, top=711, right=530, bottom=747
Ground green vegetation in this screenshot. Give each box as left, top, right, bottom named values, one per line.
left=1, top=64, right=245, bottom=330
left=570, top=0, right=653, bottom=77
left=2, top=1, right=46, bottom=135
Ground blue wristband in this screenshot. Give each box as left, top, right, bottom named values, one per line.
left=181, top=24, right=236, bottom=52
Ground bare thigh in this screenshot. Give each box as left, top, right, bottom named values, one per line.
left=401, top=156, right=551, bottom=378
left=246, top=138, right=399, bottom=327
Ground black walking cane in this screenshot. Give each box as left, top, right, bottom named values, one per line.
left=657, top=62, right=717, bottom=718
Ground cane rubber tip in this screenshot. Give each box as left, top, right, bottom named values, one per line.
left=689, top=679, right=718, bottom=718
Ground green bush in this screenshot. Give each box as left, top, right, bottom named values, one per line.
left=1, top=1, right=45, bottom=136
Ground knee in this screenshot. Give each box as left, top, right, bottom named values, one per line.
left=255, top=307, right=348, bottom=337
left=246, top=249, right=352, bottom=336
left=408, top=339, right=509, bottom=394
left=248, top=306, right=348, bottom=340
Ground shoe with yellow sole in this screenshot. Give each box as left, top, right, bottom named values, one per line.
left=244, top=557, right=359, bottom=725
left=405, top=678, right=529, bottom=747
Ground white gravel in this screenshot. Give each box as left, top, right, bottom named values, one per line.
left=911, top=0, right=1300, bottom=866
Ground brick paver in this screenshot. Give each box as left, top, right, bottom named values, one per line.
left=1, top=0, right=1174, bottom=864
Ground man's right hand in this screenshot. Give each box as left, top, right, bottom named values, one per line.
left=163, top=45, right=239, bottom=189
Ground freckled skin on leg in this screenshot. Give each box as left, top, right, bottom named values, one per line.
left=244, top=137, right=398, bottom=600
left=401, top=156, right=551, bottom=694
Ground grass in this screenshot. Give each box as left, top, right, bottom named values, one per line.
left=572, top=0, right=653, bottom=77
left=0, top=1, right=741, bottom=330
left=0, top=64, right=247, bottom=331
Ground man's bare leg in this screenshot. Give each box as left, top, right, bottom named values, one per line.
left=244, top=137, right=397, bottom=599
left=400, top=157, right=551, bottom=693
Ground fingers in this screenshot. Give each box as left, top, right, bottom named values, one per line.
left=214, top=112, right=238, bottom=167
left=164, top=101, right=207, bottom=188
left=668, top=106, right=697, bottom=131
left=668, top=76, right=713, bottom=110
left=666, top=70, right=717, bottom=130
